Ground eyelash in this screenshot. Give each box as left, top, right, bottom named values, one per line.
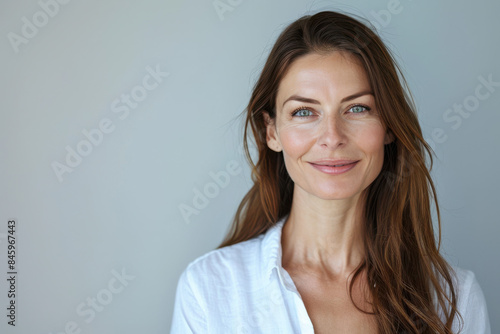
left=290, top=104, right=371, bottom=117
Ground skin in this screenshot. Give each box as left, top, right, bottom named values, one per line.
left=264, top=51, right=394, bottom=333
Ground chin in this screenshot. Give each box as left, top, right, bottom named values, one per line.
left=316, top=192, right=358, bottom=201
left=305, top=186, right=360, bottom=201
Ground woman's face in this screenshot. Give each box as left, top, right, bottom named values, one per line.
left=265, top=51, right=394, bottom=201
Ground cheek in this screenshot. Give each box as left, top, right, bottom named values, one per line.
left=352, top=123, right=387, bottom=159
left=278, top=123, right=315, bottom=157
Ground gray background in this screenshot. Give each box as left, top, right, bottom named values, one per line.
left=0, top=0, right=498, bottom=333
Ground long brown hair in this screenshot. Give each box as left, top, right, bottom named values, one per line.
left=218, top=11, right=461, bottom=334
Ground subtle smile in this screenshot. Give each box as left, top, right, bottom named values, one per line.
left=308, top=160, right=359, bottom=175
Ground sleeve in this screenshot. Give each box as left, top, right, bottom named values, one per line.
left=170, top=266, right=208, bottom=334
left=457, top=271, right=491, bottom=334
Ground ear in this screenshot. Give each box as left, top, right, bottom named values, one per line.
left=384, top=129, right=395, bottom=145
left=263, top=111, right=282, bottom=152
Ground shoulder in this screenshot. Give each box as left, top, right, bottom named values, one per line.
left=171, top=225, right=287, bottom=333
left=448, top=266, right=491, bottom=334
left=171, top=236, right=266, bottom=333
left=450, top=266, right=485, bottom=305
left=450, top=266, right=475, bottom=291
left=179, top=233, right=267, bottom=290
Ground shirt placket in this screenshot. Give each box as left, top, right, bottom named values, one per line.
left=292, top=292, right=315, bottom=334
left=279, top=267, right=315, bottom=334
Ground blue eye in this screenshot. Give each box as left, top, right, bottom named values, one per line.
left=292, top=108, right=313, bottom=117
left=291, top=104, right=370, bottom=117
left=349, top=105, right=370, bottom=113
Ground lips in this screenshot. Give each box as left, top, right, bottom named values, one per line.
left=329, top=163, right=353, bottom=167
left=310, top=159, right=359, bottom=166
left=308, top=160, right=360, bottom=175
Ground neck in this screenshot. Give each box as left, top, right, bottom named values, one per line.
left=281, top=185, right=367, bottom=279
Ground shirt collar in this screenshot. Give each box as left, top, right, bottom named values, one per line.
left=261, top=214, right=289, bottom=282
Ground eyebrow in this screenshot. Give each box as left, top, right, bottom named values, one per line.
left=282, top=90, right=374, bottom=108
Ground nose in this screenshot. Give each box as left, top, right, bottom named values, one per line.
left=317, top=113, right=347, bottom=148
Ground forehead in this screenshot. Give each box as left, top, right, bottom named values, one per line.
left=276, top=51, right=371, bottom=105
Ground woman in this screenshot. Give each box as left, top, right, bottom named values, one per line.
left=171, top=11, right=490, bottom=333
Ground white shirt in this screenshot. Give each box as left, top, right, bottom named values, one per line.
left=170, top=215, right=491, bottom=333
